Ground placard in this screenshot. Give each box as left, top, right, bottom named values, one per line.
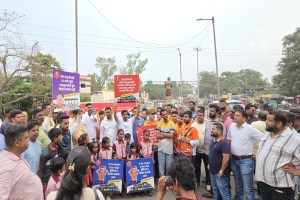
left=137, top=125, right=158, bottom=145
left=92, top=159, right=124, bottom=193
left=114, top=75, right=139, bottom=103
left=52, top=70, right=80, bottom=111
left=126, top=158, right=154, bottom=193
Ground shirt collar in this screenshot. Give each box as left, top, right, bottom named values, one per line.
left=213, top=135, right=225, bottom=142
left=2, top=150, right=21, bottom=161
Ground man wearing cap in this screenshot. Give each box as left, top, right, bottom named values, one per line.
left=144, top=109, right=157, bottom=126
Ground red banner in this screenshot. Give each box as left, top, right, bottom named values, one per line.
left=80, top=102, right=114, bottom=114
left=137, top=125, right=158, bottom=145
left=114, top=75, right=139, bottom=103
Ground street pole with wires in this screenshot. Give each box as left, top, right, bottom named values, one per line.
left=194, top=47, right=201, bottom=100
left=197, top=17, right=220, bottom=98
left=75, top=0, right=79, bottom=73
left=178, top=48, right=183, bottom=103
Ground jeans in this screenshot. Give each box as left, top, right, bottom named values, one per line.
left=193, top=152, right=210, bottom=185
left=230, top=157, right=255, bottom=200
left=210, top=174, right=231, bottom=200
left=158, top=151, right=173, bottom=177
left=260, top=181, right=294, bottom=200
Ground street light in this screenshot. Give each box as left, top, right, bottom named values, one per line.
left=193, top=47, right=201, bottom=100
left=178, top=48, right=183, bottom=103
left=197, top=16, right=220, bottom=98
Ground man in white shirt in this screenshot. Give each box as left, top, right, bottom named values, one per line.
left=227, top=109, right=262, bottom=200
left=100, top=107, right=118, bottom=146
left=113, top=102, right=140, bottom=144
left=192, top=109, right=206, bottom=186
left=82, top=103, right=100, bottom=141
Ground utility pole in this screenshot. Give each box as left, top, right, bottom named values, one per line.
left=193, top=47, right=201, bottom=100
left=196, top=16, right=220, bottom=98
left=75, top=0, right=79, bottom=73
left=178, top=48, right=183, bottom=103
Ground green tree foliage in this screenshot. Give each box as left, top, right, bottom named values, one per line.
left=273, top=28, right=300, bottom=96
left=92, top=57, right=117, bottom=91
left=118, top=52, right=148, bottom=75
left=199, top=71, right=217, bottom=98
left=199, top=69, right=268, bottom=98
left=0, top=11, right=62, bottom=110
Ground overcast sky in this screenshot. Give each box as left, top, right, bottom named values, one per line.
left=3, top=0, right=300, bottom=84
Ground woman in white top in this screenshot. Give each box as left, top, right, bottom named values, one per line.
left=47, top=146, right=104, bottom=200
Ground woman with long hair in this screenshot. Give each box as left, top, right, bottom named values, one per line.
left=47, top=146, right=104, bottom=200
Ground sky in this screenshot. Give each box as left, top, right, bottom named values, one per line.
left=2, top=0, right=300, bottom=84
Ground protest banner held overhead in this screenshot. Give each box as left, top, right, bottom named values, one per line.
left=126, top=158, right=155, bottom=193
left=92, top=159, right=124, bottom=193
left=52, top=69, right=80, bottom=111
left=114, top=75, right=139, bottom=103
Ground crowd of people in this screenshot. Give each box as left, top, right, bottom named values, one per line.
left=1, top=100, right=300, bottom=200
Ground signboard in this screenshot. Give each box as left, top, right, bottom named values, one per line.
left=126, top=158, right=154, bottom=193
left=114, top=75, right=139, bottom=103
left=52, top=70, right=80, bottom=111
left=92, top=159, right=124, bottom=193
left=137, top=125, right=158, bottom=145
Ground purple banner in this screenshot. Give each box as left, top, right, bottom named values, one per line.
left=52, top=70, right=80, bottom=111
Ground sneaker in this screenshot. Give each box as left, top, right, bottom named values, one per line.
left=206, top=185, right=211, bottom=191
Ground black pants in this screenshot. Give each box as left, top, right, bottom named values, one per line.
left=193, top=152, right=210, bottom=185
left=260, top=182, right=294, bottom=200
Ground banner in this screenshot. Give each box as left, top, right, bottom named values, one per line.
left=126, top=158, right=154, bottom=193
left=52, top=70, right=80, bottom=111
left=137, top=125, right=158, bottom=145
left=114, top=75, right=139, bottom=103
left=92, top=159, right=124, bottom=193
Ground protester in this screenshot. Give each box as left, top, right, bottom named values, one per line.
left=188, top=101, right=197, bottom=121
left=70, top=109, right=87, bottom=147
left=192, top=109, right=206, bottom=186
left=0, top=125, right=43, bottom=200
left=144, top=108, right=157, bottom=126
left=45, top=157, right=65, bottom=198
left=82, top=103, right=100, bottom=141
left=113, top=129, right=127, bottom=160
left=33, top=108, right=51, bottom=151
left=132, top=105, right=145, bottom=143
left=0, top=108, right=13, bottom=135
left=21, top=110, right=28, bottom=124
left=99, top=136, right=113, bottom=159
left=100, top=107, right=118, bottom=146
left=46, top=146, right=105, bottom=200
left=38, top=128, right=63, bottom=193
left=156, top=156, right=200, bottom=200
left=209, top=123, right=231, bottom=200
left=127, top=142, right=140, bottom=160
left=228, top=109, right=262, bottom=200
left=156, top=108, right=175, bottom=177
left=219, top=100, right=232, bottom=123
left=245, top=103, right=257, bottom=124
left=256, top=111, right=300, bottom=200
left=10, top=109, right=23, bottom=125
left=22, top=119, right=42, bottom=173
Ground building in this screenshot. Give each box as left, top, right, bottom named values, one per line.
left=80, top=76, right=92, bottom=94
left=91, top=90, right=114, bottom=102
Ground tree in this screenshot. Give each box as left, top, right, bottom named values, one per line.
left=118, top=52, right=148, bottom=75
left=237, top=69, right=268, bottom=94
left=92, top=57, right=117, bottom=91
left=198, top=71, right=217, bottom=98
left=273, top=28, right=300, bottom=96
left=219, top=71, right=241, bottom=94
left=0, top=11, right=60, bottom=108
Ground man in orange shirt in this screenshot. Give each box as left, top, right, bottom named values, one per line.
left=177, top=111, right=199, bottom=161
left=174, top=113, right=185, bottom=156
left=144, top=109, right=157, bottom=126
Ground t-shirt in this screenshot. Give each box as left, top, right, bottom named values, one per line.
left=22, top=140, right=42, bottom=173
left=0, top=133, right=5, bottom=152
left=39, top=144, right=60, bottom=184
left=156, top=120, right=175, bottom=154
left=208, top=136, right=230, bottom=176
left=47, top=187, right=105, bottom=200
left=132, top=117, right=145, bottom=143
left=117, top=117, right=135, bottom=143
left=177, top=122, right=199, bottom=156
left=0, top=150, right=43, bottom=200
left=37, top=125, right=51, bottom=151
left=192, top=122, right=205, bottom=153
